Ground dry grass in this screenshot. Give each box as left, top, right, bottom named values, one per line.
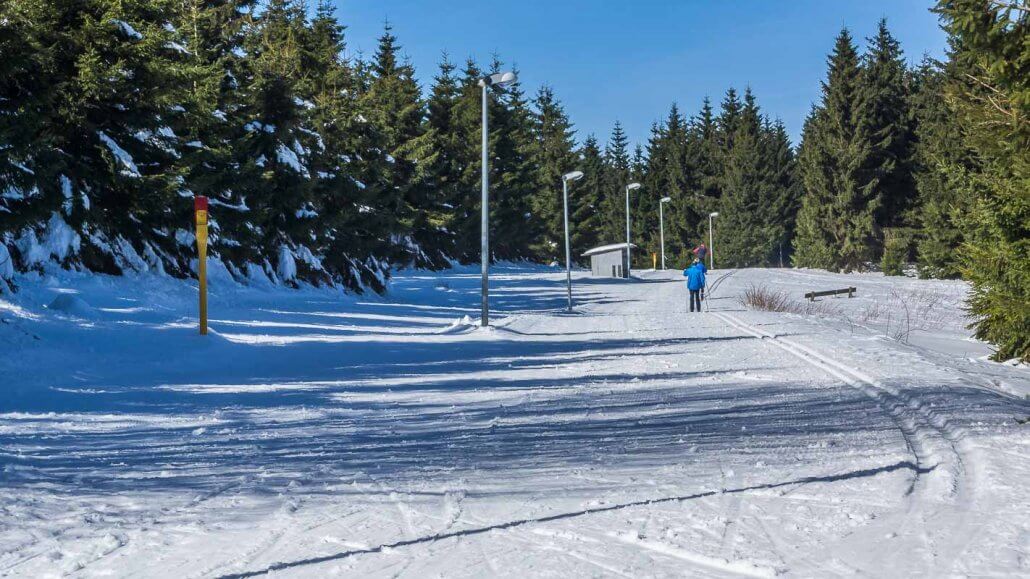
left=738, top=284, right=840, bottom=316
left=739, top=284, right=948, bottom=344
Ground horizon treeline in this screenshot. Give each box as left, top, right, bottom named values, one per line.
left=0, top=1, right=1025, bottom=360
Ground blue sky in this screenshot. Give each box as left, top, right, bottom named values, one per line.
left=331, top=0, right=948, bottom=149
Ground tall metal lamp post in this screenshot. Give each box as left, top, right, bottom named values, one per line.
left=709, top=211, right=719, bottom=270
left=625, top=182, right=642, bottom=276
left=478, top=70, right=517, bottom=327
left=659, top=196, right=672, bottom=270
left=562, top=171, right=584, bottom=312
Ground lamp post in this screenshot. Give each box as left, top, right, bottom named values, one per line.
left=562, top=171, right=584, bottom=312
left=709, top=211, right=719, bottom=270
left=659, top=196, right=672, bottom=270
left=625, top=182, right=641, bottom=276
left=478, top=71, right=517, bottom=327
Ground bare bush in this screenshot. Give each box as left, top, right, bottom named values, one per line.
left=739, top=284, right=948, bottom=344
left=738, top=284, right=840, bottom=317
left=881, top=288, right=947, bottom=344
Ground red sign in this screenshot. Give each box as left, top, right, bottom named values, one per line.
left=194, top=196, right=208, bottom=212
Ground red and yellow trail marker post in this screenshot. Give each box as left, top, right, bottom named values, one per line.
left=652, top=252, right=657, bottom=270
left=194, top=196, right=209, bottom=335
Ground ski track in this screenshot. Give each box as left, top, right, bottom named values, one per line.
left=1, top=266, right=1027, bottom=577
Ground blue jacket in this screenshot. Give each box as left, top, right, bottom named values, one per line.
left=684, top=263, right=706, bottom=291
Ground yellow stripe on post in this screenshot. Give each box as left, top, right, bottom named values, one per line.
left=195, top=197, right=209, bottom=335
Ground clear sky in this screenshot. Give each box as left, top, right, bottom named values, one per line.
left=331, top=0, right=948, bottom=149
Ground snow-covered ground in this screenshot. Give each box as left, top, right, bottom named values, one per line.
left=1, top=265, right=1028, bottom=578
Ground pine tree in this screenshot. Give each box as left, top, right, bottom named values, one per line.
left=910, top=57, right=970, bottom=279
left=718, top=88, right=782, bottom=267
left=423, top=54, right=462, bottom=264
left=446, top=59, right=487, bottom=263
left=2, top=0, right=192, bottom=275
left=569, top=136, right=605, bottom=258
left=934, top=0, right=1028, bottom=361
left=601, top=121, right=631, bottom=247
left=489, top=60, right=538, bottom=261
left=357, top=23, right=434, bottom=271
left=223, top=0, right=322, bottom=286
left=640, top=105, right=689, bottom=267
left=529, top=86, right=577, bottom=262
left=794, top=28, right=878, bottom=272
left=173, top=0, right=261, bottom=279
left=716, top=88, right=743, bottom=155
left=766, top=119, right=801, bottom=266
left=301, top=1, right=382, bottom=289
left=858, top=19, right=916, bottom=237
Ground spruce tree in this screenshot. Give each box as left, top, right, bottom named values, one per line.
left=641, top=105, right=690, bottom=267
left=446, top=59, right=487, bottom=263
left=858, top=19, right=916, bottom=236
left=601, top=121, right=631, bottom=247
left=718, top=89, right=772, bottom=267
left=795, top=28, right=878, bottom=272
left=301, top=1, right=383, bottom=289
left=357, top=23, right=434, bottom=271
left=910, top=57, right=970, bottom=279
left=935, top=0, right=1028, bottom=361
left=529, top=86, right=577, bottom=262
left=225, top=0, right=321, bottom=286
left=570, top=136, right=605, bottom=258
left=766, top=119, right=801, bottom=266
left=2, top=0, right=191, bottom=275
left=173, top=0, right=260, bottom=279
left=423, top=54, right=462, bottom=265
left=488, top=61, right=538, bottom=261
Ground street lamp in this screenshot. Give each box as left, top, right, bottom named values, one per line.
left=709, top=211, right=719, bottom=270
left=562, top=170, right=584, bottom=312
left=659, top=197, right=672, bottom=270
left=478, top=71, right=517, bottom=327
left=625, top=182, right=641, bottom=276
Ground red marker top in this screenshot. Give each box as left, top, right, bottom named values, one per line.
left=194, top=196, right=208, bottom=211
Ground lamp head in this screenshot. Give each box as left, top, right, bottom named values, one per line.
left=563, top=170, right=584, bottom=182
left=479, top=71, right=518, bottom=88
left=710, top=212, right=719, bottom=217
left=660, top=196, right=672, bottom=203
left=627, top=182, right=642, bottom=191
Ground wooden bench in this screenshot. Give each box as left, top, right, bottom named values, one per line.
left=804, top=287, right=856, bottom=301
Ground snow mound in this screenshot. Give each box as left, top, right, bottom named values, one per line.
left=438, top=315, right=476, bottom=334
left=47, top=294, right=93, bottom=316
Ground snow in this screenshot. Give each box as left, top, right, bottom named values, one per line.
left=582, top=242, right=637, bottom=257
left=174, top=229, right=195, bottom=247
left=165, top=41, right=190, bottom=54
left=0, top=243, right=13, bottom=280
left=14, top=212, right=81, bottom=266
left=111, top=19, right=142, bottom=40
left=0, top=266, right=1027, bottom=577
left=59, top=175, right=73, bottom=212
left=97, top=131, right=140, bottom=177
left=209, top=196, right=249, bottom=212
left=276, top=143, right=309, bottom=177
left=244, top=121, right=275, bottom=134
left=276, top=245, right=297, bottom=282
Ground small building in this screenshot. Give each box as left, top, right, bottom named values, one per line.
left=582, top=243, right=636, bottom=278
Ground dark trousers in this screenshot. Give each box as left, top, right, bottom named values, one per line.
left=689, top=289, right=702, bottom=312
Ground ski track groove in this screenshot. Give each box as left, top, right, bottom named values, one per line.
left=712, top=309, right=979, bottom=576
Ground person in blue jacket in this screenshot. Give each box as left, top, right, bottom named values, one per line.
left=683, top=259, right=707, bottom=312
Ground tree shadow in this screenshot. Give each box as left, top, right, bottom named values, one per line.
left=218, top=459, right=934, bottom=579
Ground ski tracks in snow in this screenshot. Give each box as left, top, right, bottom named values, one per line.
left=712, top=310, right=980, bottom=575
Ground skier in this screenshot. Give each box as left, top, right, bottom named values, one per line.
left=684, top=258, right=707, bottom=313
left=692, top=242, right=708, bottom=263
